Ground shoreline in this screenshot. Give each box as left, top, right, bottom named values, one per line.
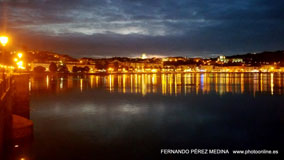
left=24, top=71, right=284, bottom=76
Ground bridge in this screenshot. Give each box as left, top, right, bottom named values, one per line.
left=30, top=62, right=96, bottom=72
left=0, top=73, right=33, bottom=159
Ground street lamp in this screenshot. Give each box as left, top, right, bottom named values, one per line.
left=15, top=52, right=25, bottom=69
left=0, top=36, right=8, bottom=79
left=0, top=36, right=8, bottom=46
left=17, top=52, right=23, bottom=58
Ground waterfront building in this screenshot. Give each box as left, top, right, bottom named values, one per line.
left=217, top=56, right=229, bottom=64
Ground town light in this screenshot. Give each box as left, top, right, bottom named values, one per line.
left=122, top=68, right=127, bottom=73
left=151, top=69, right=157, bottom=73
left=141, top=53, right=147, bottom=59
left=18, top=52, right=23, bottom=58
left=108, top=68, right=113, bottom=71
left=0, top=36, right=8, bottom=46
left=17, top=60, right=25, bottom=69
left=14, top=52, right=25, bottom=69
left=17, top=61, right=23, bottom=66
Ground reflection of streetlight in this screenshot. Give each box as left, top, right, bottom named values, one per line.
left=0, top=36, right=8, bottom=46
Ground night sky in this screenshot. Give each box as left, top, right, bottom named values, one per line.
left=1, top=0, right=284, bottom=58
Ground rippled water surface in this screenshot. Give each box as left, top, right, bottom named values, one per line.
left=12, top=73, right=284, bottom=159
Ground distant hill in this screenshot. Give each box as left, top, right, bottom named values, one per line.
left=228, top=50, right=284, bottom=62
left=26, top=50, right=284, bottom=66
left=225, top=50, right=284, bottom=66
left=27, top=51, right=78, bottom=63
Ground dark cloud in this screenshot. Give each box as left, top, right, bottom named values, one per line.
left=0, top=0, right=284, bottom=57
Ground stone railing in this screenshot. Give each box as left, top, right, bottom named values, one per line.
left=0, top=73, right=13, bottom=101
left=0, top=73, right=13, bottom=158
left=0, top=74, right=33, bottom=159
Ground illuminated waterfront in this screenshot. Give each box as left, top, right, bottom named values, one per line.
left=4, top=73, right=282, bottom=159
left=1, top=0, right=284, bottom=158
left=30, top=73, right=284, bottom=96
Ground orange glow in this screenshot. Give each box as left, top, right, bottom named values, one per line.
left=0, top=36, right=8, bottom=46
left=108, top=68, right=114, bottom=72
left=271, top=73, right=274, bottom=95
left=17, top=61, right=25, bottom=69
left=46, top=75, right=49, bottom=89
left=17, top=61, right=23, bottom=66
left=141, top=53, right=147, bottom=59
left=80, top=78, right=83, bottom=92
left=27, top=73, right=284, bottom=96
left=183, top=69, right=192, bottom=72
left=151, top=69, right=157, bottom=72
left=122, top=68, right=127, bottom=73
left=18, top=52, right=23, bottom=58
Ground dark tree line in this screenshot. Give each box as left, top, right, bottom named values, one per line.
left=72, top=66, right=90, bottom=73
left=33, top=62, right=90, bottom=73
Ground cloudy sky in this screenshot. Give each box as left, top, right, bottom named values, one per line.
left=0, top=0, right=284, bottom=58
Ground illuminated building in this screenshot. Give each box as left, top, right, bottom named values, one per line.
left=217, top=56, right=229, bottom=63
left=141, top=53, right=147, bottom=59
left=232, top=58, right=243, bottom=63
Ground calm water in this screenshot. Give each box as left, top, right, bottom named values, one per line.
left=10, top=73, right=284, bottom=159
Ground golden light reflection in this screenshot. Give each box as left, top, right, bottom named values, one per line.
left=108, top=75, right=114, bottom=92
left=135, top=74, right=138, bottom=93
left=271, top=73, right=274, bottom=95
left=29, top=79, right=32, bottom=92
left=152, top=74, right=157, bottom=93
left=46, top=75, right=49, bottom=89
left=141, top=74, right=146, bottom=96
left=80, top=78, right=83, bottom=92
left=130, top=74, right=133, bottom=93
left=162, top=74, right=167, bottom=95
left=122, top=74, right=126, bottom=93
left=241, top=73, right=244, bottom=93
left=168, top=74, right=173, bottom=95
left=90, top=75, right=94, bottom=88
left=118, top=74, right=122, bottom=92
left=60, top=77, right=63, bottom=90
left=29, top=73, right=284, bottom=96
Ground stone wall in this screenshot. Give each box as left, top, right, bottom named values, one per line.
left=0, top=79, right=13, bottom=158
left=0, top=74, right=32, bottom=159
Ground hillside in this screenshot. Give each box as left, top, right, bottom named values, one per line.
left=228, top=50, right=284, bottom=64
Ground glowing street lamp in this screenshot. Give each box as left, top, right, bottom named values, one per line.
left=0, top=36, right=8, bottom=69
left=14, top=52, right=25, bottom=69
left=17, top=52, right=23, bottom=58
left=141, top=53, right=147, bottom=59
left=17, top=61, right=25, bottom=69
left=17, top=61, right=23, bottom=67
left=0, top=36, right=8, bottom=46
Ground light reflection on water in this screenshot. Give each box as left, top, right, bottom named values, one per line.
left=18, top=73, right=283, bottom=159
left=30, top=73, right=284, bottom=96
